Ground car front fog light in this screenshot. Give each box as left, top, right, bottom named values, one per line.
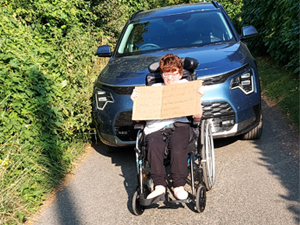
left=95, top=89, right=114, bottom=110
left=230, top=69, right=254, bottom=94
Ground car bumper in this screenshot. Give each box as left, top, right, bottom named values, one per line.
left=94, top=102, right=261, bottom=147
left=96, top=111, right=261, bottom=147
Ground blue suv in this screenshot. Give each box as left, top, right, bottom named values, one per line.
left=93, top=1, right=263, bottom=150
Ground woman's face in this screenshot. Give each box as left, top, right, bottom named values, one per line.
left=161, top=68, right=183, bottom=85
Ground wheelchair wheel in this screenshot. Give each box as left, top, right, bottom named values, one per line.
left=196, top=184, right=206, bottom=213
left=132, top=190, right=145, bottom=216
left=201, top=120, right=215, bottom=191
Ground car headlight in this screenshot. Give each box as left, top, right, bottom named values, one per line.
left=230, top=69, right=254, bottom=94
left=95, top=88, right=114, bottom=110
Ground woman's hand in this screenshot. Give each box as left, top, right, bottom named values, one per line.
left=193, top=113, right=202, bottom=121
left=130, top=88, right=138, bottom=101
left=197, top=86, right=205, bottom=96
left=193, top=86, right=205, bottom=120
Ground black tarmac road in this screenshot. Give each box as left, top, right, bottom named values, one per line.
left=31, top=99, right=299, bottom=225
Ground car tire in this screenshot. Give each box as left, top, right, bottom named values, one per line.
left=241, top=115, right=263, bottom=140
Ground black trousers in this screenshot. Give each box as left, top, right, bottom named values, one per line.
left=145, top=124, right=190, bottom=188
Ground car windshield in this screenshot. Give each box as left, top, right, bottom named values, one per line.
left=117, top=10, right=234, bottom=56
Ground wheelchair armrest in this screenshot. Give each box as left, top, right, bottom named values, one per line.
left=134, top=123, right=145, bottom=130
left=192, top=118, right=201, bottom=127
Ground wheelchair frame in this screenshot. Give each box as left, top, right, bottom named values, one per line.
left=132, top=119, right=215, bottom=215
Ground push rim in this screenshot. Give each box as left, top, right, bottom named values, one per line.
left=202, top=120, right=215, bottom=190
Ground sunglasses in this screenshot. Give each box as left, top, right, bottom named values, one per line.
left=162, top=71, right=180, bottom=78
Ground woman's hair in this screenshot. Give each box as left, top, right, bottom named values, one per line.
left=160, top=54, right=183, bottom=75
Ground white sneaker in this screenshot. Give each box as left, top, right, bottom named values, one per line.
left=174, top=186, right=188, bottom=200
left=146, top=185, right=166, bottom=199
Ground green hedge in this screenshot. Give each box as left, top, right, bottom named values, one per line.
left=218, top=0, right=243, bottom=31
left=0, top=0, right=101, bottom=223
left=241, top=0, right=299, bottom=73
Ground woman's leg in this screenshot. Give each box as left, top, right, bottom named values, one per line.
left=146, top=130, right=167, bottom=187
left=169, top=125, right=190, bottom=188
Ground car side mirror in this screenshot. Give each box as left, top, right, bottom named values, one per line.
left=96, top=45, right=112, bottom=57
left=240, top=26, right=258, bottom=40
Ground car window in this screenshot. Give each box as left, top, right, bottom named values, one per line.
left=117, top=10, right=234, bottom=56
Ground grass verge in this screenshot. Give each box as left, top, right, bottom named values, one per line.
left=0, top=135, right=88, bottom=224
left=256, top=56, right=299, bottom=133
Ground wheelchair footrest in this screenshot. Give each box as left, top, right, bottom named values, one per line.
left=139, top=192, right=193, bottom=206
left=167, top=197, right=193, bottom=205
left=139, top=193, right=165, bottom=206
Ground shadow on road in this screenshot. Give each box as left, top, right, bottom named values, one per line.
left=91, top=142, right=137, bottom=214
left=252, top=100, right=299, bottom=223
left=214, top=136, right=239, bottom=149
left=55, top=187, right=81, bottom=225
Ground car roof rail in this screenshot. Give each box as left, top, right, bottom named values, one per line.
left=212, top=1, right=220, bottom=8
left=130, top=10, right=144, bottom=20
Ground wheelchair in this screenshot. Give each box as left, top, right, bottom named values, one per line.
left=132, top=57, right=215, bottom=215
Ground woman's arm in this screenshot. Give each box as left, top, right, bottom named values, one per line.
left=131, top=88, right=140, bottom=122
left=130, top=88, right=138, bottom=101
left=193, top=86, right=205, bottom=121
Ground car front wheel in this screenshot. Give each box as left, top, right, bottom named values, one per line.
left=241, top=115, right=263, bottom=140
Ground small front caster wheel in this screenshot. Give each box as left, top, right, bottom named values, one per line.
left=132, top=190, right=145, bottom=215
left=196, top=184, right=206, bottom=213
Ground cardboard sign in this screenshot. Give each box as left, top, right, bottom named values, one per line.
left=132, top=80, right=202, bottom=120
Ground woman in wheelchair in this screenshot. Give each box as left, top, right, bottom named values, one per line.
left=131, top=54, right=205, bottom=201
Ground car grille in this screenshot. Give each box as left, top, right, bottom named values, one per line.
left=103, top=85, right=134, bottom=95
left=202, top=101, right=235, bottom=132
left=202, top=101, right=234, bottom=118
left=115, top=111, right=138, bottom=141
left=115, top=111, right=134, bottom=126
left=202, top=74, right=228, bottom=85
left=114, top=101, right=235, bottom=141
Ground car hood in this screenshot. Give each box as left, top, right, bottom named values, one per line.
left=97, top=42, right=252, bottom=86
